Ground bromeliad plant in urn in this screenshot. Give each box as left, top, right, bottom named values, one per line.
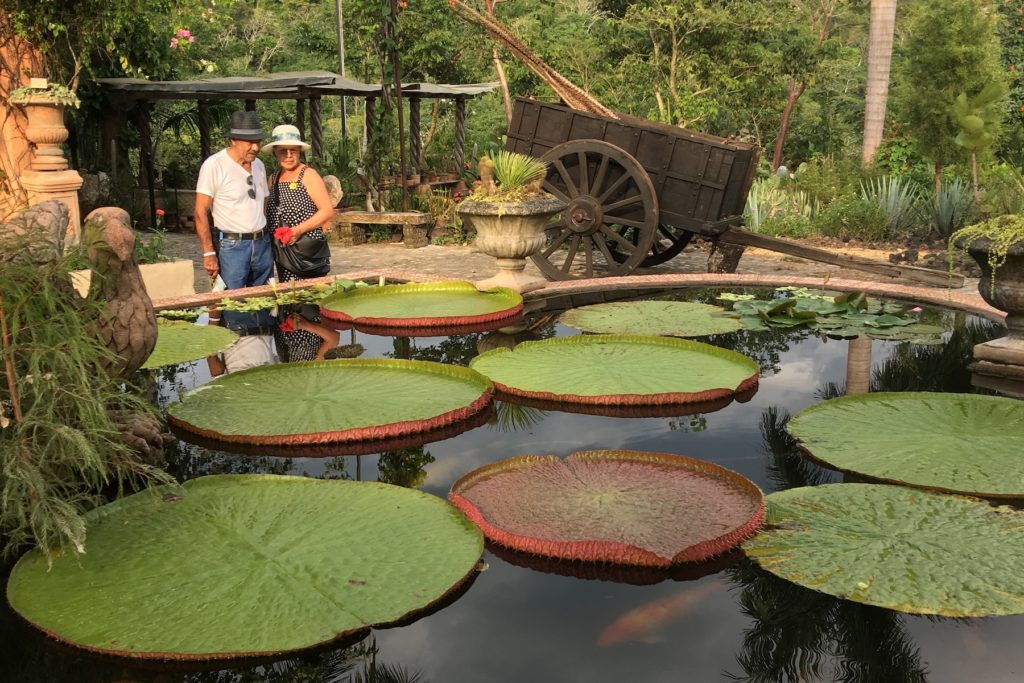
left=950, top=214, right=1024, bottom=370
left=457, top=151, right=565, bottom=293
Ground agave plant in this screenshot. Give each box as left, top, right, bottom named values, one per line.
left=930, top=178, right=973, bottom=238
left=744, top=178, right=817, bottom=233
left=491, top=149, right=548, bottom=192
left=859, top=175, right=922, bottom=237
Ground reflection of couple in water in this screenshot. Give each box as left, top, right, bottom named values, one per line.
left=206, top=306, right=340, bottom=376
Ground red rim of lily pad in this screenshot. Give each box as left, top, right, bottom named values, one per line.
left=319, top=281, right=524, bottom=331
left=169, top=404, right=494, bottom=458
left=323, top=318, right=524, bottom=339
left=167, top=359, right=494, bottom=447
left=485, top=541, right=742, bottom=586
left=496, top=385, right=758, bottom=419
left=450, top=450, right=765, bottom=567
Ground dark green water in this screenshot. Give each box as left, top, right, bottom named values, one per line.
left=2, top=290, right=1019, bottom=683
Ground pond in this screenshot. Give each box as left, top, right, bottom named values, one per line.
left=1, top=288, right=1020, bottom=683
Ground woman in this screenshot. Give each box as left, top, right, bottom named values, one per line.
left=263, top=124, right=336, bottom=282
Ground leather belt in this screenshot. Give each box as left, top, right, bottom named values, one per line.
left=219, top=228, right=267, bottom=240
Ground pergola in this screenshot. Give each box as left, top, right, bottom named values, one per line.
left=97, top=71, right=497, bottom=223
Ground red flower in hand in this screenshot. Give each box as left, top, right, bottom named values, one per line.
left=274, top=227, right=293, bottom=244
left=279, top=316, right=296, bottom=333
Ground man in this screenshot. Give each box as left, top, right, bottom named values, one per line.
left=194, top=110, right=273, bottom=289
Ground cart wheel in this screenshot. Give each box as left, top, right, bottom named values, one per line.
left=641, top=224, right=695, bottom=266
left=533, top=140, right=658, bottom=280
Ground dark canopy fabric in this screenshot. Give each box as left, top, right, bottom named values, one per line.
left=97, top=71, right=497, bottom=100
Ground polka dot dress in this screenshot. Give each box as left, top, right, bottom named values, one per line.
left=267, top=165, right=328, bottom=282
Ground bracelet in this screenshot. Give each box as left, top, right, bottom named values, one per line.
left=203, top=251, right=216, bottom=257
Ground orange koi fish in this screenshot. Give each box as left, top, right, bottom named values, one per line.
left=597, top=580, right=724, bottom=646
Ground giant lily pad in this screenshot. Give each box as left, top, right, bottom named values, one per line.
left=168, top=359, right=493, bottom=446
left=743, top=483, right=1024, bottom=617
left=6, top=474, right=483, bottom=659
left=450, top=450, right=765, bottom=566
left=142, top=320, right=239, bottom=370
left=469, top=335, right=759, bottom=406
left=319, top=281, right=522, bottom=331
left=560, top=301, right=743, bottom=337
left=788, top=392, right=1024, bottom=498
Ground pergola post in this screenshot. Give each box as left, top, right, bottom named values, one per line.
left=295, top=98, right=306, bottom=139
left=310, top=95, right=323, bottom=166
left=135, top=102, right=158, bottom=230
left=454, top=97, right=466, bottom=175
left=198, top=99, right=211, bottom=160
left=365, top=96, right=378, bottom=186
left=409, top=96, right=421, bottom=178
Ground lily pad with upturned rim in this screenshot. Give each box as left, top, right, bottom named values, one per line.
left=450, top=450, right=765, bottom=566
left=469, top=335, right=759, bottom=406
left=559, top=300, right=743, bottom=337
left=319, top=281, right=523, bottom=330
left=167, top=359, right=493, bottom=446
left=788, top=392, right=1024, bottom=498
left=6, top=474, right=484, bottom=660
left=742, top=483, right=1024, bottom=617
left=142, top=320, right=239, bottom=370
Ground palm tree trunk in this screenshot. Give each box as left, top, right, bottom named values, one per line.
left=862, top=0, right=898, bottom=166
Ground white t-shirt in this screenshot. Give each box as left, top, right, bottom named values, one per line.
left=223, top=335, right=277, bottom=373
left=196, top=149, right=268, bottom=234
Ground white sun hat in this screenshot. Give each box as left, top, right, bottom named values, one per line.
left=261, top=124, right=311, bottom=153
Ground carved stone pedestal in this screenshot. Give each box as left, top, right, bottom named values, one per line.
left=21, top=169, right=83, bottom=244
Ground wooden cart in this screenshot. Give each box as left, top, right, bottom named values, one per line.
left=505, top=98, right=959, bottom=287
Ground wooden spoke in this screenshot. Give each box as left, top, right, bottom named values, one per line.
left=638, top=225, right=695, bottom=267
left=590, top=155, right=610, bottom=199
left=562, top=235, right=582, bottom=273
left=583, top=235, right=593, bottom=273
left=603, top=194, right=643, bottom=213
left=594, top=233, right=618, bottom=266
left=600, top=225, right=637, bottom=252
left=552, top=160, right=578, bottom=199
left=577, top=151, right=589, bottom=195
left=604, top=216, right=646, bottom=229
left=596, top=171, right=631, bottom=205
left=542, top=181, right=572, bottom=204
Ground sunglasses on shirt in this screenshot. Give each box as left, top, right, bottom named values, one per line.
left=247, top=174, right=255, bottom=199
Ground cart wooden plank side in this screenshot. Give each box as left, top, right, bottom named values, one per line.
left=505, top=97, right=759, bottom=279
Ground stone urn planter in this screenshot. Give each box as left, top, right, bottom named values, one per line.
left=952, top=217, right=1024, bottom=369
left=11, top=93, right=70, bottom=172
left=458, top=195, right=566, bottom=293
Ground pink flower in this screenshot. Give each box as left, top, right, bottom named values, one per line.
left=155, top=208, right=166, bottom=216
left=177, top=28, right=191, bottom=38
left=910, top=306, right=923, bottom=313
left=188, top=35, right=195, bottom=43
left=170, top=37, right=179, bottom=48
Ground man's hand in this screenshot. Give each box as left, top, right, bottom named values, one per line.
left=203, top=254, right=219, bottom=279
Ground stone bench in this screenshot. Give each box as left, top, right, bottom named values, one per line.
left=330, top=210, right=435, bottom=248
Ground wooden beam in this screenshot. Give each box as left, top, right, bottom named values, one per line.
left=409, top=96, right=421, bottom=177
left=198, top=100, right=211, bottom=160
left=295, top=98, right=306, bottom=139
left=454, top=98, right=466, bottom=174
left=717, top=228, right=964, bottom=288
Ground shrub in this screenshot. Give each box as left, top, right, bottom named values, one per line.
left=790, top=156, right=865, bottom=206
left=930, top=178, right=975, bottom=238
left=759, top=214, right=814, bottom=238
left=745, top=177, right=817, bottom=233
left=812, top=194, right=889, bottom=242
left=977, top=163, right=1024, bottom=217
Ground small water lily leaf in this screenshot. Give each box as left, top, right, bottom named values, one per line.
left=142, top=320, right=238, bottom=369
left=558, top=301, right=742, bottom=337
left=450, top=450, right=764, bottom=566
left=789, top=393, right=1024, bottom=497
left=469, top=335, right=759, bottom=406
left=168, top=359, right=493, bottom=446
left=743, top=484, right=1024, bottom=616
left=320, top=281, right=522, bottom=330
left=6, top=475, right=483, bottom=659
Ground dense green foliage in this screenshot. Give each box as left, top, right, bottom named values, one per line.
left=4, top=0, right=1020, bottom=240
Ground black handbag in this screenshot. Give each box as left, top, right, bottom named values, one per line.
left=272, top=232, right=331, bottom=277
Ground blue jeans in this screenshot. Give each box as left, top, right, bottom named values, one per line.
left=218, top=234, right=274, bottom=289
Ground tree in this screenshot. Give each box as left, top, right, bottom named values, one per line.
left=862, top=0, right=897, bottom=166
left=896, top=0, right=1006, bottom=192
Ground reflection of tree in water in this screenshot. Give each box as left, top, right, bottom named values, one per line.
left=389, top=334, right=482, bottom=367
left=490, top=400, right=547, bottom=432
left=377, top=447, right=435, bottom=488
left=725, top=559, right=929, bottom=683
left=163, top=440, right=295, bottom=482
left=667, top=414, right=707, bottom=432
left=871, top=317, right=1001, bottom=393
left=760, top=406, right=834, bottom=492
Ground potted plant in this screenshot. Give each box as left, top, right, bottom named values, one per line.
left=8, top=82, right=80, bottom=172
left=951, top=214, right=1024, bottom=365
left=456, top=151, right=565, bottom=292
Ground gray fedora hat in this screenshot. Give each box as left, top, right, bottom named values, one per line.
left=228, top=110, right=265, bottom=141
